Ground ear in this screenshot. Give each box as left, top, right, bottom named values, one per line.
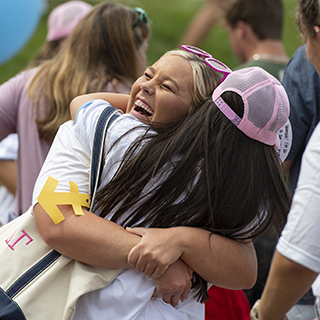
left=314, top=26, right=320, bottom=42
left=235, top=21, right=247, bottom=39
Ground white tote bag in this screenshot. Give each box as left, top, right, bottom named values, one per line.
left=0, top=106, right=122, bottom=320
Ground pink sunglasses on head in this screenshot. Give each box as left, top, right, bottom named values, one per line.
left=181, top=45, right=232, bottom=83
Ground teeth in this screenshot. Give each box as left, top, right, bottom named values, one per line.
left=135, top=99, right=154, bottom=115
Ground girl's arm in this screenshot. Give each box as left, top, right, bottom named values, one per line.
left=34, top=203, right=139, bottom=269
left=34, top=203, right=256, bottom=289
left=34, top=203, right=193, bottom=307
left=0, top=160, right=17, bottom=195
left=70, top=93, right=130, bottom=120
left=127, top=227, right=257, bottom=289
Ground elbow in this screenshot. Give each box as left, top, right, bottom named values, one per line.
left=243, top=269, right=257, bottom=289
left=70, top=96, right=82, bottom=120
left=233, top=246, right=258, bottom=290
left=36, top=220, right=62, bottom=248
left=231, top=261, right=257, bottom=290
left=39, top=226, right=60, bottom=248
left=244, top=254, right=258, bottom=289
left=33, top=204, right=64, bottom=248
left=242, top=240, right=258, bottom=289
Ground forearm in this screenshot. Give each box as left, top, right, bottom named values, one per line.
left=0, top=160, right=17, bottom=195
left=70, top=93, right=129, bottom=120
left=34, top=203, right=140, bottom=269
left=259, top=251, right=318, bottom=320
left=177, top=227, right=257, bottom=289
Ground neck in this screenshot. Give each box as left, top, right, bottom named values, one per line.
left=247, top=40, right=288, bottom=64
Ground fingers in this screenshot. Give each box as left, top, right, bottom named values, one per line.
left=152, top=278, right=192, bottom=308
left=153, top=289, right=187, bottom=308
left=180, top=280, right=192, bottom=302
left=153, top=288, right=182, bottom=308
left=148, top=264, right=168, bottom=279
left=128, top=245, right=169, bottom=278
left=163, top=292, right=181, bottom=308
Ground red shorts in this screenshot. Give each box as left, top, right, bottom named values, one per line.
left=205, top=286, right=250, bottom=320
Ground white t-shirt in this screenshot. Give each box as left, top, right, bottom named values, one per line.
left=32, top=100, right=204, bottom=320
left=0, top=133, right=19, bottom=224
left=276, top=123, right=320, bottom=297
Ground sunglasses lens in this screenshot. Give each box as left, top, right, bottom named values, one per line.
left=206, top=58, right=230, bottom=72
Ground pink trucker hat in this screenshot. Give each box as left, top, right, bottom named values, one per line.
left=212, top=67, right=291, bottom=157
left=46, top=1, right=92, bottom=42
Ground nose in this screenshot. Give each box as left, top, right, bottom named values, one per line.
left=140, top=80, right=154, bottom=95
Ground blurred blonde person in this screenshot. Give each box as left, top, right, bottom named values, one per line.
left=0, top=2, right=150, bottom=218
left=0, top=1, right=93, bottom=227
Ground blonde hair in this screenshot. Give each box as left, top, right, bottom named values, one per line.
left=29, top=2, right=150, bottom=141
left=162, top=49, right=221, bottom=110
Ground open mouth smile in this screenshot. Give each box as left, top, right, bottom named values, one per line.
left=134, top=99, right=154, bottom=117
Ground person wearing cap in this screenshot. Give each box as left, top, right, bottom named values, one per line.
left=0, top=2, right=150, bottom=220
left=27, top=0, right=92, bottom=69
left=32, top=45, right=291, bottom=318
left=0, top=1, right=94, bottom=228
left=250, top=0, right=320, bottom=319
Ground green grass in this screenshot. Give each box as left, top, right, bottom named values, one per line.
left=0, top=0, right=302, bottom=85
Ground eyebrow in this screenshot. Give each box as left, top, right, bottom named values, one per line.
left=149, top=66, right=180, bottom=90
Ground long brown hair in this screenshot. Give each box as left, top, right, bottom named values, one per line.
left=28, top=2, right=150, bottom=141
left=94, top=50, right=291, bottom=302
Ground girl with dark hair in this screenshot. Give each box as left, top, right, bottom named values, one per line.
left=33, top=47, right=291, bottom=319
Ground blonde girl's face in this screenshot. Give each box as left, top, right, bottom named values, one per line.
left=127, top=55, right=193, bottom=124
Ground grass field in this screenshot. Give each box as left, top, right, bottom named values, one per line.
left=0, top=0, right=302, bottom=85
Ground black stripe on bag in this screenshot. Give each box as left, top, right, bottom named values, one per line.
left=6, top=250, right=61, bottom=298
left=0, top=105, right=120, bottom=319
left=90, top=105, right=119, bottom=208
left=0, top=287, right=27, bottom=320
left=5, top=106, right=119, bottom=299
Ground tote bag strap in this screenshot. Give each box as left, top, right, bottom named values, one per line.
left=89, top=105, right=120, bottom=211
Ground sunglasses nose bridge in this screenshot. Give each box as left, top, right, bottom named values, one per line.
left=181, top=45, right=211, bottom=58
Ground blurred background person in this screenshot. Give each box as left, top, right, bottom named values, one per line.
left=0, top=0, right=92, bottom=227
left=27, top=0, right=93, bottom=68
left=223, top=0, right=288, bottom=80
left=0, top=2, right=150, bottom=221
